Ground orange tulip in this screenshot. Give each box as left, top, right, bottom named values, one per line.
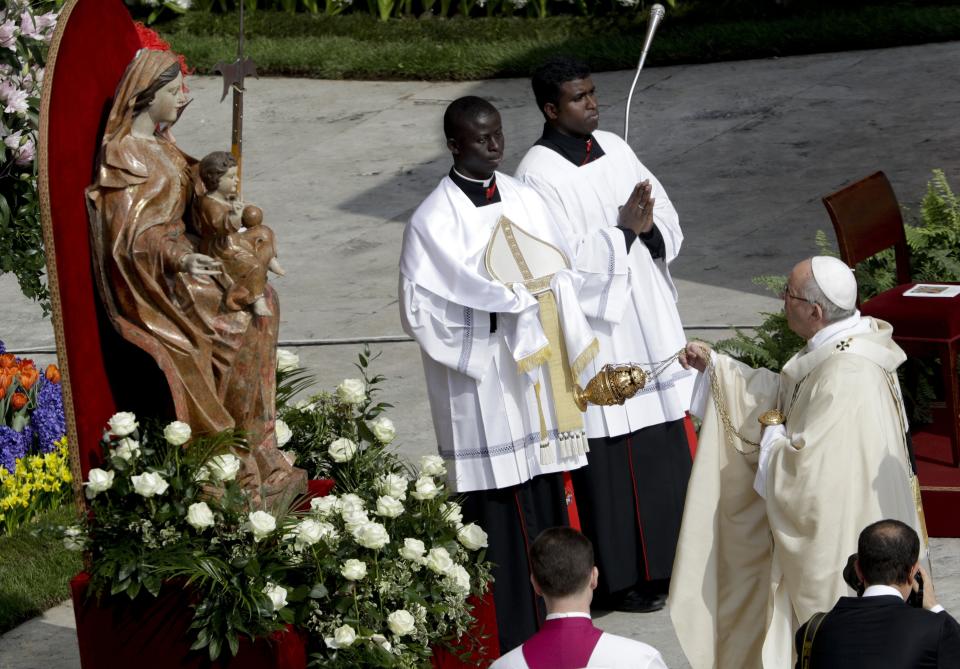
left=19, top=358, right=35, bottom=370
left=19, top=367, right=39, bottom=391
left=11, top=392, right=28, bottom=410
left=45, top=364, right=61, bottom=383
left=0, top=353, right=15, bottom=369
left=0, top=372, right=11, bottom=391
left=0, top=386, right=5, bottom=400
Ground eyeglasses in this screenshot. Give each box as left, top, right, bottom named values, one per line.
left=781, top=288, right=814, bottom=304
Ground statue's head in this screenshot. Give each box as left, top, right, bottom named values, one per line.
left=133, top=61, right=185, bottom=126
left=102, top=49, right=186, bottom=146
left=199, top=151, right=238, bottom=194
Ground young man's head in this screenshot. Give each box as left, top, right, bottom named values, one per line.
left=529, top=527, right=598, bottom=609
left=531, top=56, right=599, bottom=139
left=443, top=96, right=504, bottom=180
left=855, top=519, right=921, bottom=588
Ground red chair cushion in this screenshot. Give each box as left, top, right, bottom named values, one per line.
left=860, top=283, right=960, bottom=340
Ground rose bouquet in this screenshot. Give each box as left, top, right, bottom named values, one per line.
left=277, top=348, right=494, bottom=667
left=66, top=415, right=294, bottom=660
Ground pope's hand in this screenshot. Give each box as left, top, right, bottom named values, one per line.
left=679, top=342, right=710, bottom=373
left=181, top=253, right=222, bottom=277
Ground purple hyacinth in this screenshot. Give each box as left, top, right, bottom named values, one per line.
left=0, top=340, right=5, bottom=354
left=0, top=426, right=26, bottom=474
left=30, top=379, right=65, bottom=454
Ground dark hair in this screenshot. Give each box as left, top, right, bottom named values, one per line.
left=857, top=519, right=920, bottom=586
left=443, top=96, right=498, bottom=142
left=529, top=527, right=594, bottom=598
left=531, top=56, right=591, bottom=118
left=199, top=151, right=238, bottom=191
left=132, top=62, right=181, bottom=117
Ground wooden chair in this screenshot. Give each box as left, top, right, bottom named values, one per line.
left=823, top=171, right=960, bottom=466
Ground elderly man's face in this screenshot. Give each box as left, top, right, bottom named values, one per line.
left=783, top=260, right=823, bottom=340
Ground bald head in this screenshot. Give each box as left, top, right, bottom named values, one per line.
left=857, top=519, right=920, bottom=587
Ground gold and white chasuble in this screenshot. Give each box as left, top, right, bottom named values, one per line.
left=669, top=316, right=925, bottom=668
left=399, top=173, right=630, bottom=493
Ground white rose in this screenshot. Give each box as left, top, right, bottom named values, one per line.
left=341, top=558, right=367, bottom=581
left=445, top=563, right=471, bottom=594
left=375, top=495, right=404, bottom=518
left=386, top=609, right=416, bottom=636
left=294, top=518, right=325, bottom=547
left=353, top=521, right=390, bottom=549
left=247, top=510, right=277, bottom=541
left=457, top=523, right=488, bottom=551
left=63, top=526, right=85, bottom=551
left=328, top=437, right=358, bottom=463
left=207, top=454, right=241, bottom=482
left=130, top=471, right=169, bottom=498
left=112, top=437, right=140, bottom=461
left=294, top=399, right=317, bottom=413
left=325, top=624, right=356, bottom=649
left=162, top=420, right=191, bottom=446
left=310, top=494, right=338, bottom=517
left=84, top=468, right=114, bottom=499
left=340, top=493, right=364, bottom=509
left=425, top=547, right=454, bottom=575
left=410, top=476, right=441, bottom=500
left=186, top=502, right=215, bottom=530
left=341, top=506, right=368, bottom=529
left=107, top=411, right=138, bottom=437
left=276, top=348, right=300, bottom=372
left=370, top=416, right=396, bottom=444
left=336, top=378, right=366, bottom=405
left=399, top=537, right=426, bottom=562
left=442, top=501, right=463, bottom=528
left=419, top=454, right=447, bottom=477
left=263, top=582, right=288, bottom=612
left=275, top=419, right=292, bottom=448
left=370, top=634, right=392, bottom=652
left=377, top=473, right=408, bottom=500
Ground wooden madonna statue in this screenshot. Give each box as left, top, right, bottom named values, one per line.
left=40, top=0, right=304, bottom=510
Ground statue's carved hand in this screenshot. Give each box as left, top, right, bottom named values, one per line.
left=181, top=253, right=222, bottom=277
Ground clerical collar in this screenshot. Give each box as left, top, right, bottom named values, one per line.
left=545, top=611, right=592, bottom=621
left=449, top=167, right=501, bottom=207
left=535, top=123, right=606, bottom=167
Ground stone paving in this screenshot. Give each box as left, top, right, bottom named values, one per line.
left=3, top=40, right=960, bottom=668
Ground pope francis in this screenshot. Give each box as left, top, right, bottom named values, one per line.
left=670, top=256, right=927, bottom=668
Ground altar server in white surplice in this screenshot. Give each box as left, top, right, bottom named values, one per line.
left=399, top=96, right=630, bottom=654
left=515, top=56, right=694, bottom=613
left=672, top=256, right=926, bottom=669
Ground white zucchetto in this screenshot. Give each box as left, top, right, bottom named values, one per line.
left=811, top=256, right=857, bottom=310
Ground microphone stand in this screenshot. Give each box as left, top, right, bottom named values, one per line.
left=623, top=3, right=666, bottom=144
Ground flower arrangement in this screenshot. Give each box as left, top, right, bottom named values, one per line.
left=67, top=348, right=493, bottom=666
left=0, top=0, right=58, bottom=313
left=0, top=341, right=66, bottom=475
left=0, top=435, right=71, bottom=534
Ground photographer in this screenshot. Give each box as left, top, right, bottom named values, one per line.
left=795, top=519, right=960, bottom=668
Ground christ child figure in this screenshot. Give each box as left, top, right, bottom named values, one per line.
left=194, top=151, right=285, bottom=317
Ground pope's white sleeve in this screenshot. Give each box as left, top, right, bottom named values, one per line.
left=753, top=424, right=787, bottom=498
left=399, top=276, right=491, bottom=381
left=687, top=351, right=718, bottom=419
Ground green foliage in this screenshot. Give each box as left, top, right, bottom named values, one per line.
left=0, top=505, right=83, bottom=634
left=158, top=4, right=960, bottom=79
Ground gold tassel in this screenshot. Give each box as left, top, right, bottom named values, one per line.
left=534, top=382, right=554, bottom=465
left=571, top=337, right=599, bottom=382
left=517, top=345, right=552, bottom=376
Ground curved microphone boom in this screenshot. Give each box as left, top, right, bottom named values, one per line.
left=623, top=3, right=665, bottom=144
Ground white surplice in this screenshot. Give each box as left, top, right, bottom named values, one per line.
left=516, top=130, right=693, bottom=439
left=399, top=172, right=630, bottom=492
